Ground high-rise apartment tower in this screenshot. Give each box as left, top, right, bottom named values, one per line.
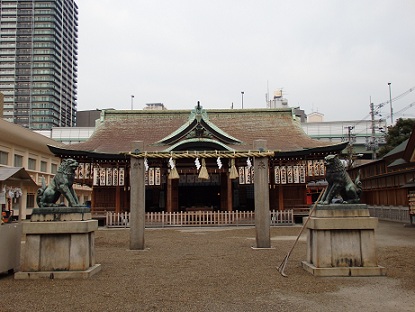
left=0, top=0, right=78, bottom=129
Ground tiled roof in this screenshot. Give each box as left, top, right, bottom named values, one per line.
left=65, top=108, right=336, bottom=154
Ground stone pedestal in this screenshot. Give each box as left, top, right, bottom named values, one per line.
left=302, top=204, right=386, bottom=277
left=15, top=207, right=101, bottom=279
left=0, top=223, right=21, bottom=274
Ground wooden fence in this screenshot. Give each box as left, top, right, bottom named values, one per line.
left=367, top=205, right=410, bottom=223
left=106, top=210, right=294, bottom=228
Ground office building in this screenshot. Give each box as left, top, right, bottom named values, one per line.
left=0, top=0, right=78, bottom=129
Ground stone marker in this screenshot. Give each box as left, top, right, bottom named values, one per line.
left=254, top=139, right=271, bottom=248
left=130, top=141, right=145, bottom=250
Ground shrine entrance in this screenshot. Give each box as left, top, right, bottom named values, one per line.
left=178, top=185, right=221, bottom=211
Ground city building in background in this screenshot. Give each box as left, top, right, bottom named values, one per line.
left=144, top=103, right=167, bottom=110
left=267, top=89, right=288, bottom=109
left=0, top=0, right=78, bottom=130
left=76, top=109, right=102, bottom=127
left=302, top=118, right=387, bottom=161
left=0, top=118, right=91, bottom=219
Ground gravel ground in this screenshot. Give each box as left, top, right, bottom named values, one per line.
left=1, top=221, right=414, bottom=312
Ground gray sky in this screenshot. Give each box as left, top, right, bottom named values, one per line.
left=77, top=0, right=415, bottom=123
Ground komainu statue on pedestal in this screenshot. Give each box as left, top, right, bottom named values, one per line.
left=36, top=158, right=83, bottom=208
left=319, top=154, right=362, bottom=205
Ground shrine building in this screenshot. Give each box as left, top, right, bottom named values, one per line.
left=48, top=104, right=347, bottom=216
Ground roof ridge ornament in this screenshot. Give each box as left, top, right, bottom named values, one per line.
left=190, top=100, right=207, bottom=123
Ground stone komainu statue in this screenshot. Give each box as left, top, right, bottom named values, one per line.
left=36, top=158, right=83, bottom=208
left=319, top=154, right=362, bottom=205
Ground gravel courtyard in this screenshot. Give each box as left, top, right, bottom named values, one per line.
left=1, top=221, right=415, bottom=312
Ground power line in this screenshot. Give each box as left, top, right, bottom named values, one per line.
left=384, top=101, right=415, bottom=120
left=350, top=85, right=415, bottom=129
left=375, top=85, right=415, bottom=111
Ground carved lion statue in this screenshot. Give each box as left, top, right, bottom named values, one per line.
left=36, top=158, right=83, bottom=208
left=319, top=154, right=362, bottom=205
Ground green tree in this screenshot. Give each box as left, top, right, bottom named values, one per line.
left=378, top=118, right=415, bottom=157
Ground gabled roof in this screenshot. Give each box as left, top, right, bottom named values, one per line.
left=153, top=103, right=242, bottom=149
left=57, top=107, right=343, bottom=155
left=384, top=139, right=408, bottom=158
left=0, top=167, right=37, bottom=187
left=385, top=124, right=415, bottom=168
left=403, top=124, right=415, bottom=162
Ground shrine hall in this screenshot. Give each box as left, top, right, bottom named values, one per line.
left=48, top=103, right=347, bottom=215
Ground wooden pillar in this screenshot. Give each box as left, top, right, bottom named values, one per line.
left=166, top=178, right=173, bottom=213
left=115, top=186, right=121, bottom=213
left=227, top=174, right=233, bottom=211
left=278, top=184, right=284, bottom=211
left=129, top=141, right=145, bottom=250
left=171, top=179, right=179, bottom=212
left=19, top=181, right=26, bottom=221
left=254, top=140, right=271, bottom=248
left=278, top=159, right=284, bottom=210
left=220, top=173, right=227, bottom=211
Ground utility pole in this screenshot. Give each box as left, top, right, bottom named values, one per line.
left=346, top=125, right=354, bottom=168
left=388, top=82, right=393, bottom=124
left=370, top=100, right=377, bottom=160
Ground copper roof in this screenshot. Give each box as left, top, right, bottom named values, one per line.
left=62, top=108, right=339, bottom=154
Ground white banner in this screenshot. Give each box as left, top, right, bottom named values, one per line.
left=119, top=167, right=125, bottom=186
left=307, top=160, right=313, bottom=176
left=238, top=167, right=245, bottom=184
left=300, top=165, right=306, bottom=183
left=287, top=166, right=293, bottom=184
left=274, top=166, right=280, bottom=184
left=113, top=168, right=119, bottom=186
left=293, top=165, right=299, bottom=183
left=280, top=166, right=287, bottom=184
left=106, top=168, right=112, bottom=186
left=155, top=168, right=161, bottom=185
left=99, top=168, right=106, bottom=186
left=148, top=168, right=155, bottom=185
left=93, top=167, right=99, bottom=186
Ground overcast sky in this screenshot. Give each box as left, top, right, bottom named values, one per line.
left=76, top=0, right=415, bottom=123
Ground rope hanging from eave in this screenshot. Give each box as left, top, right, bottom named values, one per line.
left=126, top=151, right=276, bottom=159
left=198, top=158, right=209, bottom=180
left=229, top=158, right=239, bottom=179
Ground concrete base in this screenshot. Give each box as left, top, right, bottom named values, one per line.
left=302, top=261, right=386, bottom=277
left=31, top=207, right=91, bottom=222
left=14, top=264, right=101, bottom=279
left=15, top=209, right=100, bottom=280
left=302, top=204, right=386, bottom=277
